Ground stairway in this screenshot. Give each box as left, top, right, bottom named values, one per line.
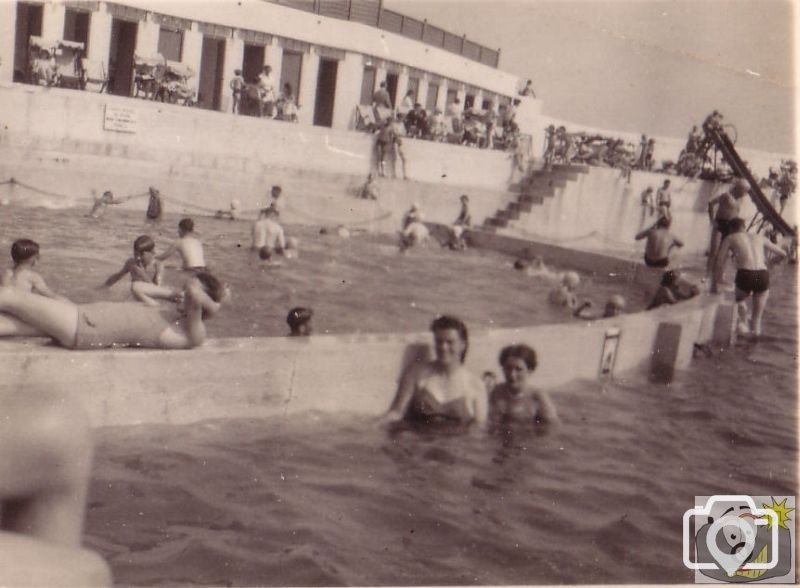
left=482, top=164, right=590, bottom=231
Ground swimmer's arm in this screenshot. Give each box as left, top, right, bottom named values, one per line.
left=103, top=259, right=134, bottom=288
left=707, top=195, right=721, bottom=222
left=764, top=239, right=787, bottom=259
left=153, top=261, right=165, bottom=286
left=670, top=236, right=684, bottom=250
left=573, top=300, right=595, bottom=319
left=30, top=274, right=68, bottom=301
left=634, top=226, right=652, bottom=240
left=383, top=364, right=419, bottom=422
left=533, top=390, right=559, bottom=424
left=277, top=227, right=287, bottom=251
left=471, top=383, right=489, bottom=425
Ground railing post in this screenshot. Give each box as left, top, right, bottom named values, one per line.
left=461, top=33, right=466, bottom=55
left=348, top=0, right=352, bottom=20
left=496, top=47, right=501, bottom=68
left=422, top=18, right=426, bottom=41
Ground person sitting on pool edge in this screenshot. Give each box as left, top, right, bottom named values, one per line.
left=399, top=202, right=429, bottom=251
left=489, top=344, right=558, bottom=428
left=0, top=389, right=111, bottom=586
left=0, top=270, right=227, bottom=349
left=287, top=307, right=313, bottom=336
left=1, top=238, right=69, bottom=301
left=383, top=315, right=487, bottom=426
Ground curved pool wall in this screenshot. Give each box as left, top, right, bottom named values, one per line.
left=0, top=287, right=730, bottom=428
left=1, top=84, right=794, bottom=260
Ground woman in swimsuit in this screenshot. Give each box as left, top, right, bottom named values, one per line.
left=488, top=344, right=558, bottom=429
left=0, top=270, right=227, bottom=349
left=383, top=315, right=487, bottom=425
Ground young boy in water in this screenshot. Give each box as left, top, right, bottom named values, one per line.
left=287, top=307, right=313, bottom=336
left=1, top=239, right=68, bottom=300
left=489, top=344, right=558, bottom=426
left=102, top=235, right=181, bottom=306
left=548, top=271, right=581, bottom=309
left=157, top=218, right=206, bottom=272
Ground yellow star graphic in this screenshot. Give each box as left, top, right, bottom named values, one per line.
left=762, top=497, right=794, bottom=530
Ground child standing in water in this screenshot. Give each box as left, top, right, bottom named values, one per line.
left=489, top=344, right=558, bottom=427
left=1, top=239, right=68, bottom=300
left=101, top=235, right=180, bottom=306
left=157, top=218, right=206, bottom=272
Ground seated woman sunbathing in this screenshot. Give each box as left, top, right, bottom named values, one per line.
left=0, top=270, right=227, bottom=349
left=384, top=315, right=487, bottom=425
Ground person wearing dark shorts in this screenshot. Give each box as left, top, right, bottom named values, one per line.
left=644, top=255, right=669, bottom=268
left=734, top=269, right=769, bottom=297
left=716, top=218, right=734, bottom=238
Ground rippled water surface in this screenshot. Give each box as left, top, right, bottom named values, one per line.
left=0, top=207, right=647, bottom=336
left=2, top=206, right=795, bottom=585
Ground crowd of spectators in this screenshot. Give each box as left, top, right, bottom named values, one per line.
left=358, top=81, right=528, bottom=154
left=543, top=125, right=642, bottom=177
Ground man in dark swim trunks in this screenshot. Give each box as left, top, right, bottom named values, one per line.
left=711, top=218, right=786, bottom=338
left=635, top=216, right=684, bottom=268
left=707, top=178, right=748, bottom=275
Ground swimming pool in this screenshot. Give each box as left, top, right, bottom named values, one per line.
left=0, top=207, right=648, bottom=337
left=84, top=270, right=796, bottom=585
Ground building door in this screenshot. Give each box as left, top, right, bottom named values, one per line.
left=279, top=50, right=303, bottom=100
left=108, top=18, right=138, bottom=96
left=313, top=58, right=337, bottom=127
left=446, top=87, right=458, bottom=106
left=385, top=72, right=398, bottom=108
left=13, top=2, right=43, bottom=82
left=242, top=43, right=265, bottom=83
left=360, top=66, right=376, bottom=105
left=198, top=36, right=226, bottom=110
left=425, top=83, right=439, bottom=112
left=63, top=8, right=91, bottom=55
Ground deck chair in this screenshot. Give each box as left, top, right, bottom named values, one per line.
left=54, top=49, right=82, bottom=89
left=81, top=59, right=108, bottom=93
left=355, top=104, right=377, bottom=132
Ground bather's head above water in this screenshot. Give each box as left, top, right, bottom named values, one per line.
left=431, top=315, right=469, bottom=368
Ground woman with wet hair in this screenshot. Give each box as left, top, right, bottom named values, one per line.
left=383, top=315, right=486, bottom=425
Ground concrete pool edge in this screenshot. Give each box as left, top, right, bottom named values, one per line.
left=1, top=292, right=731, bottom=428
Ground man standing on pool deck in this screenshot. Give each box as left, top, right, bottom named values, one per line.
left=656, top=179, right=672, bottom=221
left=711, top=217, right=786, bottom=337
left=157, top=217, right=206, bottom=272
left=707, top=178, right=748, bottom=275
left=635, top=216, right=684, bottom=268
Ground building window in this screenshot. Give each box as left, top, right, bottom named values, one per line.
left=464, top=94, right=475, bottom=109
left=280, top=50, right=303, bottom=101
left=63, top=8, right=90, bottom=52
left=158, top=27, right=183, bottom=61
left=445, top=87, right=458, bottom=106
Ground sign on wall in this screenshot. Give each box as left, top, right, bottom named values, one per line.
left=103, top=105, right=138, bottom=133
left=599, top=327, right=621, bottom=379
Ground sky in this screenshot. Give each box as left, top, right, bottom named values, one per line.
left=385, top=0, right=797, bottom=154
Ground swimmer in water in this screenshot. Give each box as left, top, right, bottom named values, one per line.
left=711, top=217, right=786, bottom=337
left=0, top=271, right=227, bottom=349
left=101, top=235, right=181, bottom=306
left=157, top=217, right=206, bottom=272
left=287, top=306, right=313, bottom=336
left=0, top=239, right=69, bottom=301
left=573, top=294, right=627, bottom=319
left=399, top=203, right=429, bottom=251
left=0, top=389, right=111, bottom=586
left=548, top=271, right=581, bottom=309
left=252, top=207, right=287, bottom=260
left=635, top=216, right=684, bottom=268
left=88, top=190, right=115, bottom=219
left=488, top=344, right=558, bottom=428
left=648, top=270, right=700, bottom=310
left=383, top=315, right=486, bottom=425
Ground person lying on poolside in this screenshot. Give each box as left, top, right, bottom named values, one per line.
left=0, top=270, right=227, bottom=349
left=0, top=389, right=111, bottom=586
left=489, top=343, right=558, bottom=428
left=383, top=314, right=487, bottom=425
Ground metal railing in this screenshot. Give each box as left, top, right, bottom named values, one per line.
left=266, top=0, right=500, bottom=68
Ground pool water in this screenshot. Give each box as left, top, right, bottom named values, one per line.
left=0, top=207, right=647, bottom=337
left=82, top=270, right=797, bottom=586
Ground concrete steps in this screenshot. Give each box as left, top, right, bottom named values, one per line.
left=481, top=164, right=589, bottom=232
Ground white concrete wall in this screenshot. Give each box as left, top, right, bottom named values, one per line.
left=86, top=4, right=112, bottom=71
left=0, top=293, right=721, bottom=428
left=0, top=1, right=16, bottom=84
left=503, top=166, right=785, bottom=256
left=40, top=2, right=67, bottom=41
